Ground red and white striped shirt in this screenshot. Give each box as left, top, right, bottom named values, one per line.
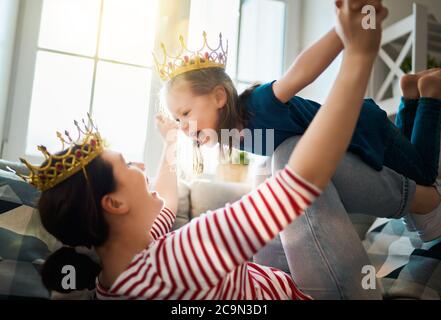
left=96, top=165, right=321, bottom=300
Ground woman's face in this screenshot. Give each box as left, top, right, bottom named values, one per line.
left=166, top=80, right=225, bottom=145
left=100, top=150, right=164, bottom=223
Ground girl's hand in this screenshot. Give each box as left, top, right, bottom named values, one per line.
left=335, top=0, right=388, bottom=58
left=155, top=113, right=178, bottom=143
left=154, top=113, right=179, bottom=214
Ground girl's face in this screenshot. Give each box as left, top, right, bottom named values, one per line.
left=166, top=80, right=226, bottom=145
left=100, top=150, right=164, bottom=226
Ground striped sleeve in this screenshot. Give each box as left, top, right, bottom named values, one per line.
left=151, top=165, right=321, bottom=290
left=149, top=206, right=176, bottom=240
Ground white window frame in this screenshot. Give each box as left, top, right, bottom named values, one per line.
left=3, top=0, right=43, bottom=164
left=2, top=0, right=301, bottom=177
left=2, top=0, right=161, bottom=170
left=235, top=0, right=302, bottom=90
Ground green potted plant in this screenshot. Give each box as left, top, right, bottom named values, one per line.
left=216, top=149, right=251, bottom=183
left=232, top=149, right=250, bottom=166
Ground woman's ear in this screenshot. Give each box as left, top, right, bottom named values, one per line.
left=213, top=85, right=227, bottom=109
left=101, top=194, right=129, bottom=215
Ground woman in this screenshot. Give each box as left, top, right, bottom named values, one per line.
left=17, top=0, right=438, bottom=299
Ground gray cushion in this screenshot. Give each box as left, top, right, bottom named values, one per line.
left=172, top=180, right=191, bottom=230
left=189, top=179, right=251, bottom=218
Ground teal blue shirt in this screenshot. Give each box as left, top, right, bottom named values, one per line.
left=240, top=81, right=390, bottom=171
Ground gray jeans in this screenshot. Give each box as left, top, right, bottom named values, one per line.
left=253, top=136, right=416, bottom=300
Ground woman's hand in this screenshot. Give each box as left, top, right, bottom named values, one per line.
left=335, top=0, right=388, bottom=58
left=155, top=113, right=178, bottom=143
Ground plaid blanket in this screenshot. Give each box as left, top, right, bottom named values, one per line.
left=0, top=170, right=57, bottom=299
left=363, top=218, right=441, bottom=299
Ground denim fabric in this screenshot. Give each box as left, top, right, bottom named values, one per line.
left=385, top=97, right=441, bottom=185
left=254, top=136, right=417, bottom=299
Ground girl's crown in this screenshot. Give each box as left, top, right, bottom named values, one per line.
left=10, top=114, right=104, bottom=191
left=153, top=31, right=228, bottom=81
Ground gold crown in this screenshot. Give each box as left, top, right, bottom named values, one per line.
left=153, top=31, right=228, bottom=81
left=10, top=115, right=104, bottom=191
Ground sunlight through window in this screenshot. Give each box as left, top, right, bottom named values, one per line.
left=27, top=0, right=158, bottom=161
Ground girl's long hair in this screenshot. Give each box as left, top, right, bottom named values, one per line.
left=162, top=67, right=259, bottom=174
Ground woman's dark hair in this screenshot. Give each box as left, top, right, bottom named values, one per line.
left=162, top=67, right=260, bottom=173
left=38, top=146, right=116, bottom=293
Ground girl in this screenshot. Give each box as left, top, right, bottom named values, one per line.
left=18, top=0, right=410, bottom=299
left=162, top=34, right=441, bottom=189
left=159, top=24, right=441, bottom=244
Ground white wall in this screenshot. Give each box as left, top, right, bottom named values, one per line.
left=296, top=0, right=341, bottom=103
left=0, top=0, right=20, bottom=152
left=293, top=0, right=441, bottom=103
left=383, top=0, right=441, bottom=26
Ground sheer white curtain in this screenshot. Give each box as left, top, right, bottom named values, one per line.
left=177, top=0, right=287, bottom=180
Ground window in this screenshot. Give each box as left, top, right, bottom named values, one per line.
left=237, top=0, right=286, bottom=89
left=178, top=0, right=287, bottom=179
left=176, top=0, right=241, bottom=178
left=32, top=0, right=158, bottom=161
left=4, top=0, right=158, bottom=163
left=4, top=0, right=294, bottom=179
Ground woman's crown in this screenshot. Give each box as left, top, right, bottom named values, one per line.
left=10, top=114, right=104, bottom=191
left=153, top=31, right=228, bottom=81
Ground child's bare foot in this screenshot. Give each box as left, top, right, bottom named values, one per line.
left=418, top=69, right=441, bottom=100
left=400, top=74, right=420, bottom=99
left=400, top=68, right=441, bottom=100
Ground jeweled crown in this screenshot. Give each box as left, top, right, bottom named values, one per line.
left=10, top=114, right=104, bottom=191
left=153, top=31, right=228, bottom=81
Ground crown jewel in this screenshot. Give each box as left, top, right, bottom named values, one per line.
left=11, top=114, right=104, bottom=191
left=153, top=31, right=228, bottom=81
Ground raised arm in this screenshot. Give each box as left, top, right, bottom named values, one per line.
left=288, top=0, right=388, bottom=189
left=273, top=28, right=344, bottom=103
left=153, top=114, right=179, bottom=214
left=152, top=165, right=321, bottom=291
